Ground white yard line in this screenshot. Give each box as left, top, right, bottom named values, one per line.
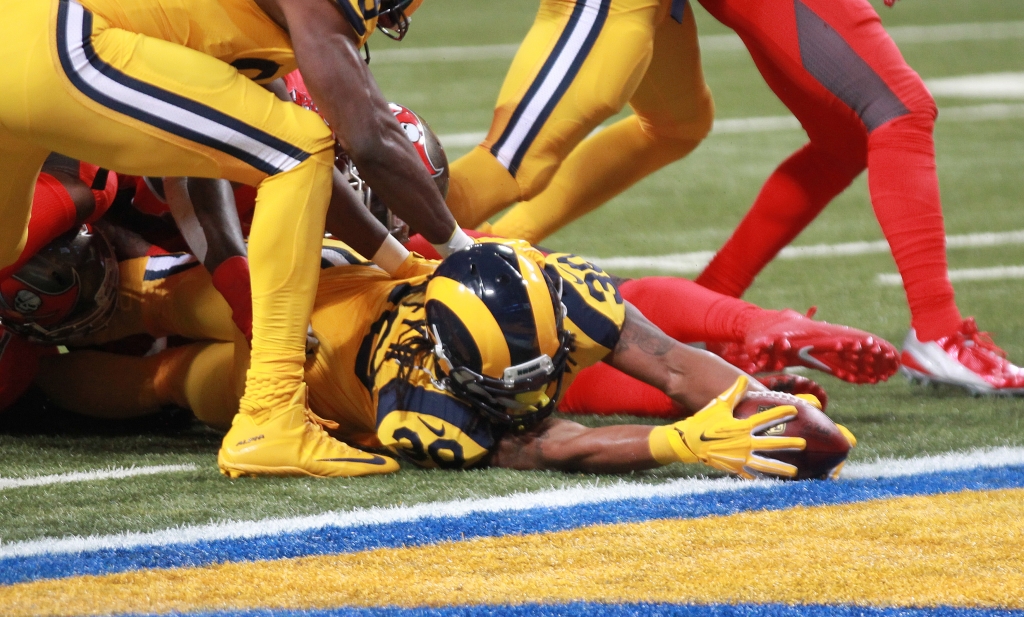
left=0, top=464, right=198, bottom=491
left=372, top=21, right=1024, bottom=64
left=590, top=230, right=1024, bottom=274
left=3, top=447, right=1023, bottom=559
left=926, top=72, right=1024, bottom=99
left=878, top=265, right=1024, bottom=286
left=439, top=102, right=1024, bottom=149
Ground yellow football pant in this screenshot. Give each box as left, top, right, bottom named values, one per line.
left=0, top=0, right=335, bottom=418
left=447, top=0, right=713, bottom=241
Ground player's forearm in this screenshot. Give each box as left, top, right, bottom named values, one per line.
left=285, top=5, right=458, bottom=246
left=183, top=177, right=247, bottom=272
left=608, top=304, right=765, bottom=411
left=491, top=419, right=661, bottom=474
left=325, top=166, right=389, bottom=257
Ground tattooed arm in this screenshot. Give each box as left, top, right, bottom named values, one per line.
left=604, top=303, right=766, bottom=412
left=488, top=302, right=766, bottom=473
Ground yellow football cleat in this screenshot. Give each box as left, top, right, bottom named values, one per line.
left=218, top=389, right=399, bottom=478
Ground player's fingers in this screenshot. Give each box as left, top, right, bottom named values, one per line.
left=828, top=460, right=847, bottom=480
left=752, top=435, right=806, bottom=452
left=795, top=393, right=822, bottom=410
left=747, top=404, right=798, bottom=433
left=720, top=376, right=749, bottom=409
left=706, top=452, right=747, bottom=476
left=744, top=455, right=798, bottom=479
left=836, top=423, right=857, bottom=448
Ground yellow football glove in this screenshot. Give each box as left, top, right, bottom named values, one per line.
left=649, top=376, right=807, bottom=479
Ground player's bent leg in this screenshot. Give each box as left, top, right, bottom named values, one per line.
left=29, top=2, right=388, bottom=473
left=447, top=0, right=662, bottom=229
left=619, top=277, right=899, bottom=383
left=491, top=3, right=714, bottom=243
left=695, top=141, right=863, bottom=297
left=0, top=141, right=49, bottom=272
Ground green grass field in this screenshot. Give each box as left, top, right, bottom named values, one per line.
left=1, top=0, right=1022, bottom=549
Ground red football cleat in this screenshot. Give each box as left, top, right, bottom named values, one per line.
left=900, top=318, right=1024, bottom=396
left=710, top=309, right=899, bottom=384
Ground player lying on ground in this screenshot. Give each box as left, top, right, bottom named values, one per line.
left=15, top=232, right=855, bottom=479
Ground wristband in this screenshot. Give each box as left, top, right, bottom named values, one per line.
left=211, top=256, right=253, bottom=341
left=648, top=424, right=699, bottom=466
left=371, top=234, right=411, bottom=276
left=431, top=227, right=473, bottom=258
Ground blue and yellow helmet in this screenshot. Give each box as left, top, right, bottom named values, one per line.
left=425, top=243, right=573, bottom=431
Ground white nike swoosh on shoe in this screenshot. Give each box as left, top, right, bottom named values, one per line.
left=797, top=346, right=833, bottom=373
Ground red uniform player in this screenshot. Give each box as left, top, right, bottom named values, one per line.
left=691, top=0, right=1024, bottom=395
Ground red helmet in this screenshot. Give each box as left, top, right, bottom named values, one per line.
left=345, top=103, right=448, bottom=243
left=377, top=0, right=423, bottom=41
left=0, top=226, right=118, bottom=344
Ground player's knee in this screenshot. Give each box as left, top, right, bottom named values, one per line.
left=872, top=76, right=937, bottom=139
left=641, top=85, right=715, bottom=151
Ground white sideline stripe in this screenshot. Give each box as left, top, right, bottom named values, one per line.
left=590, top=230, right=1024, bottom=273
left=371, top=21, right=1024, bottom=63
left=877, top=265, right=1024, bottom=286
left=438, top=102, right=1024, bottom=149
left=0, top=465, right=198, bottom=491
left=4, top=447, right=1024, bottom=559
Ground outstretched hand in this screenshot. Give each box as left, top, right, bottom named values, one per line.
left=666, top=376, right=807, bottom=479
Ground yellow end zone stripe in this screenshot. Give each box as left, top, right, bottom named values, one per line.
left=4, top=489, right=1023, bottom=616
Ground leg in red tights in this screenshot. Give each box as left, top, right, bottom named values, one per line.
left=695, top=0, right=960, bottom=338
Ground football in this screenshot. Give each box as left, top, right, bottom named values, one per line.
left=733, top=390, right=852, bottom=480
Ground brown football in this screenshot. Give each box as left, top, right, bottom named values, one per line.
left=733, top=390, right=851, bottom=480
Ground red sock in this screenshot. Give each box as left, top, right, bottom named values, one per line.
left=211, top=256, right=253, bottom=341
left=619, top=277, right=771, bottom=343
left=696, top=142, right=861, bottom=298
left=867, top=112, right=961, bottom=341
left=0, top=174, right=79, bottom=282
left=78, top=163, right=118, bottom=223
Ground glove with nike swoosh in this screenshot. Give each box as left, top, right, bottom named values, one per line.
left=648, top=376, right=807, bottom=479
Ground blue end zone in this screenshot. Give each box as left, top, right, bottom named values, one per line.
left=122, top=603, right=1024, bottom=617
left=3, top=465, right=1023, bottom=586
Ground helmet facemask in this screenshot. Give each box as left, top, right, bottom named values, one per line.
left=377, top=0, right=417, bottom=41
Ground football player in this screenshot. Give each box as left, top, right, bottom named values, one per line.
left=689, top=0, right=1024, bottom=395
left=0, top=0, right=474, bottom=476
left=443, top=0, right=715, bottom=244
left=35, top=239, right=854, bottom=479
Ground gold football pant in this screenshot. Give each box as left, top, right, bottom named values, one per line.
left=447, top=0, right=714, bottom=240
left=0, top=0, right=335, bottom=417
